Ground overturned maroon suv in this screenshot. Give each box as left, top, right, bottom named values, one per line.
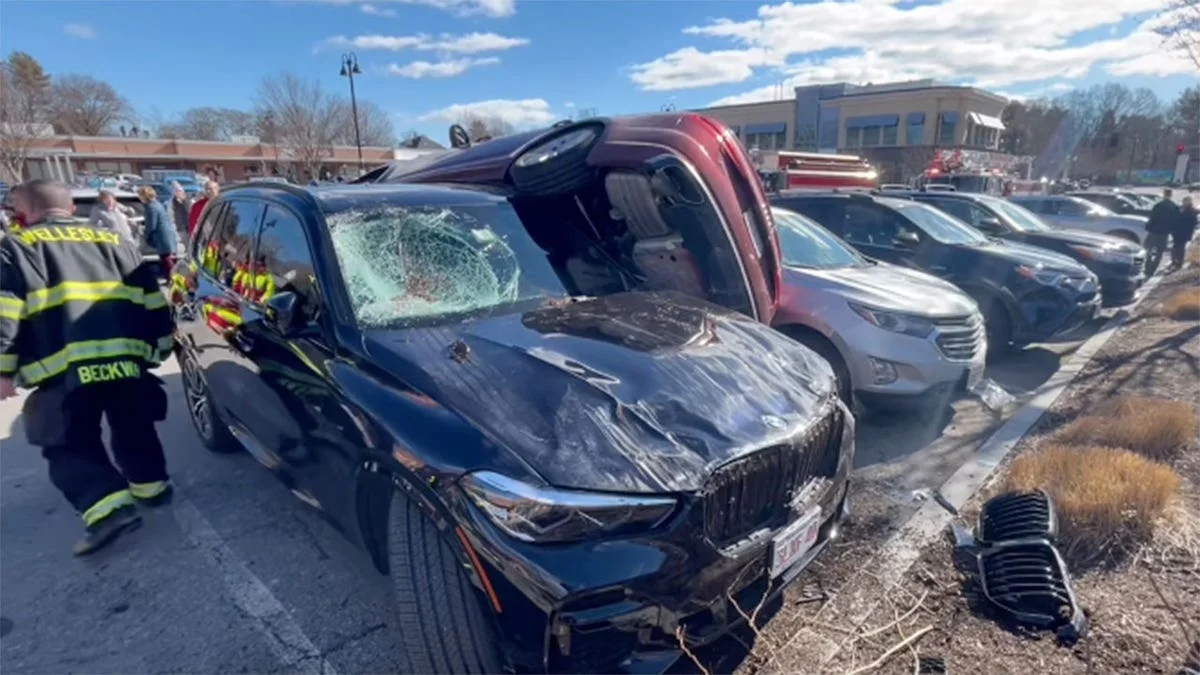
left=342, top=114, right=855, bottom=672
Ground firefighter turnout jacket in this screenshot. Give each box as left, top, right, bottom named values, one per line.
left=0, top=217, right=174, bottom=391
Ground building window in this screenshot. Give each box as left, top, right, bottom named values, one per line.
left=906, top=114, right=925, bottom=145
left=860, top=126, right=881, bottom=147
left=844, top=115, right=900, bottom=148
left=845, top=128, right=861, bottom=148
left=881, top=125, right=898, bottom=146
left=938, top=114, right=957, bottom=145
left=744, top=130, right=787, bottom=150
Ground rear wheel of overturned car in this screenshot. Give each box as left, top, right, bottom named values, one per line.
left=510, top=126, right=599, bottom=197
left=179, top=349, right=241, bottom=454
left=386, top=491, right=505, bottom=674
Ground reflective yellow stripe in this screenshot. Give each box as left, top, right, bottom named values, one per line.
left=82, top=489, right=135, bottom=526
left=129, top=480, right=169, bottom=499
left=0, top=294, right=24, bottom=321
left=17, top=338, right=155, bottom=386
left=144, top=292, right=168, bottom=310
left=0, top=354, right=16, bottom=374
left=24, top=281, right=151, bottom=317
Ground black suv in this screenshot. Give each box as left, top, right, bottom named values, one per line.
left=907, top=191, right=1144, bottom=306
left=172, top=182, right=853, bottom=673
left=770, top=191, right=1101, bottom=350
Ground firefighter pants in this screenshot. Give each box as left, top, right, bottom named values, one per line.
left=31, top=380, right=170, bottom=526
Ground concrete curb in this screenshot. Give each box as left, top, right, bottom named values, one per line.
left=800, top=273, right=1167, bottom=668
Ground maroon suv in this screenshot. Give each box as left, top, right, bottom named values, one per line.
left=358, top=113, right=783, bottom=325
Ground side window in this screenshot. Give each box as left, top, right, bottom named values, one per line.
left=1055, top=199, right=1087, bottom=217
left=190, top=202, right=226, bottom=260
left=781, top=199, right=845, bottom=235
left=211, top=200, right=265, bottom=288
left=257, top=205, right=320, bottom=318
left=1016, top=199, right=1046, bottom=214
left=929, top=198, right=985, bottom=228
left=844, top=203, right=918, bottom=247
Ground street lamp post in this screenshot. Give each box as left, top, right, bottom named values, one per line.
left=339, top=52, right=364, bottom=174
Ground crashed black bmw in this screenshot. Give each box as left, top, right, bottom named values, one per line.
left=172, top=182, right=853, bottom=673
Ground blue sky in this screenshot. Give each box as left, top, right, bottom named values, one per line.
left=1, top=0, right=1194, bottom=143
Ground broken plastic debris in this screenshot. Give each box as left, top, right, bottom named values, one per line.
left=970, top=378, right=1016, bottom=411
left=949, top=519, right=976, bottom=548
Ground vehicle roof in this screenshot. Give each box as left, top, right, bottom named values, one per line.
left=223, top=180, right=509, bottom=211
left=70, top=188, right=139, bottom=199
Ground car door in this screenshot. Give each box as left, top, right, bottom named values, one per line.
left=840, top=201, right=925, bottom=267
left=921, top=197, right=1011, bottom=239
left=1045, top=197, right=1095, bottom=230
left=233, top=203, right=362, bottom=522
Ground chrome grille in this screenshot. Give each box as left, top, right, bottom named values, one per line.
left=933, top=313, right=985, bottom=361
left=702, top=404, right=843, bottom=548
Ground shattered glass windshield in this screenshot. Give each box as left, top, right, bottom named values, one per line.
left=326, top=203, right=569, bottom=327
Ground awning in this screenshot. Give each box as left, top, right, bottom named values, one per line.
left=968, top=112, right=1006, bottom=130
left=845, top=114, right=900, bottom=129
left=744, top=122, right=787, bottom=135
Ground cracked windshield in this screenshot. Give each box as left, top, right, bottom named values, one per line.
left=0, top=1, right=1197, bottom=674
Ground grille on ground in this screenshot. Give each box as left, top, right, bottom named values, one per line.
left=977, top=539, right=1084, bottom=638
left=976, top=489, right=1057, bottom=545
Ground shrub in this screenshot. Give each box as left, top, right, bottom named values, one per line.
left=1162, top=287, right=1200, bottom=321
left=1054, top=396, right=1197, bottom=462
left=1006, top=444, right=1182, bottom=564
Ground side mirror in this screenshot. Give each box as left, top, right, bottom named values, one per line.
left=263, top=291, right=305, bottom=337
left=895, top=230, right=921, bottom=248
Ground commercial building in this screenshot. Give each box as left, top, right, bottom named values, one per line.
left=696, top=80, right=1016, bottom=182
left=17, top=134, right=444, bottom=184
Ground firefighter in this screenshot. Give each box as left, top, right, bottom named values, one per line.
left=245, top=255, right=276, bottom=303
left=0, top=179, right=175, bottom=556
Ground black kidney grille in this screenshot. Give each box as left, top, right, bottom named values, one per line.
left=703, top=405, right=843, bottom=547
left=977, top=490, right=1056, bottom=544
left=978, top=540, right=1076, bottom=628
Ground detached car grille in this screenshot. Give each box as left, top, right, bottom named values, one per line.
left=933, top=314, right=985, bottom=361
left=703, top=404, right=843, bottom=548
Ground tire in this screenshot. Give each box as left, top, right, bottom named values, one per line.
left=982, top=301, right=1015, bottom=356
left=510, top=126, right=599, bottom=197
left=178, top=349, right=241, bottom=454
left=782, top=327, right=852, bottom=406
left=386, top=491, right=504, bottom=675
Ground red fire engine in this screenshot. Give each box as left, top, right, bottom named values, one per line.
left=753, top=150, right=879, bottom=191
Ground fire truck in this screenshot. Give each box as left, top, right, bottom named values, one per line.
left=752, top=150, right=879, bottom=192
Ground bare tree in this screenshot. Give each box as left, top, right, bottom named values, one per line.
left=333, top=99, right=395, bottom=148
left=48, top=74, right=132, bottom=136
left=460, top=114, right=513, bottom=141
left=254, top=73, right=343, bottom=180
left=1156, top=0, right=1200, bottom=71
left=0, top=52, right=52, bottom=182
left=156, top=107, right=258, bottom=141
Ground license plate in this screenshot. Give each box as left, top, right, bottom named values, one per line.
left=769, top=509, right=821, bottom=579
left=967, top=361, right=985, bottom=389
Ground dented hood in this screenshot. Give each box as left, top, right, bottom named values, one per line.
left=364, top=292, right=835, bottom=493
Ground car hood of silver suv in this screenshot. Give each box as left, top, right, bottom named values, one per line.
left=784, top=261, right=978, bottom=318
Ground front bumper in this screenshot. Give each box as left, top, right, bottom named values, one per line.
left=454, top=406, right=856, bottom=673
left=1011, top=280, right=1102, bottom=344
left=841, top=318, right=985, bottom=400
left=1080, top=258, right=1144, bottom=306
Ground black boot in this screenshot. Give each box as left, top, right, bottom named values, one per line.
left=73, top=505, right=142, bottom=556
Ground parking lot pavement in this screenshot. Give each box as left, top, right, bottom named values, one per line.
left=0, top=312, right=1113, bottom=673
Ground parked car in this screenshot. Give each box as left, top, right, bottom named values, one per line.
left=1008, top=194, right=1148, bottom=244
left=770, top=192, right=1101, bottom=351
left=771, top=206, right=985, bottom=409
left=172, top=177, right=853, bottom=672
left=359, top=114, right=783, bottom=326
left=69, top=187, right=157, bottom=260
left=1068, top=190, right=1152, bottom=217
left=908, top=191, right=1145, bottom=306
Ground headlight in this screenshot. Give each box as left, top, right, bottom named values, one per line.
left=460, top=471, right=677, bottom=543
left=1015, top=264, right=1067, bottom=286
left=848, top=302, right=934, bottom=338
left=1068, top=245, right=1133, bottom=265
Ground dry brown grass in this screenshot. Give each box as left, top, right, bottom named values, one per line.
left=1007, top=444, right=1182, bottom=564
left=1188, top=242, right=1200, bottom=268
left=1054, top=396, right=1197, bottom=462
left=1162, top=287, right=1200, bottom=321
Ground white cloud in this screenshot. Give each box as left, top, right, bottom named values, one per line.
left=313, top=0, right=514, bottom=17
left=633, top=0, right=1190, bottom=97
left=360, top=3, right=398, bottom=16
left=418, top=98, right=556, bottom=128
left=63, top=23, right=96, bottom=39
left=386, top=57, right=500, bottom=78
left=316, top=32, right=528, bottom=54
left=564, top=101, right=576, bottom=108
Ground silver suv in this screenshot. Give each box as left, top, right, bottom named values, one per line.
left=771, top=207, right=986, bottom=410
left=1008, top=194, right=1148, bottom=245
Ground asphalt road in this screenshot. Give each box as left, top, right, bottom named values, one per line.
left=0, top=313, right=1112, bottom=673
